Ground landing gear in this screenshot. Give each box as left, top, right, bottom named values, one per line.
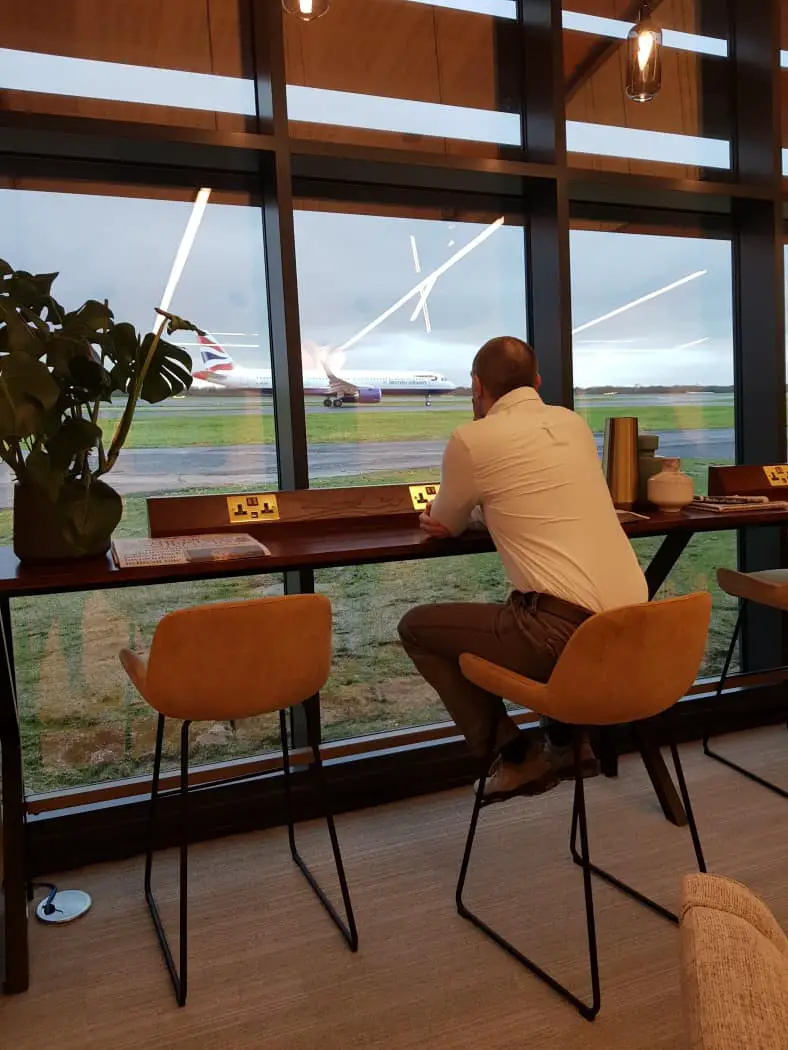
left=332, top=398, right=344, bottom=408
left=323, top=397, right=332, bottom=407
left=425, top=395, right=432, bottom=407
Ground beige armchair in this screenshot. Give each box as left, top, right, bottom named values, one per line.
left=680, top=873, right=788, bottom=1050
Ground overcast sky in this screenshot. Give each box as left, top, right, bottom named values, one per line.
left=0, top=189, right=743, bottom=386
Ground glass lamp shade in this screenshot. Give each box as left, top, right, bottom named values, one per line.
left=626, top=13, right=663, bottom=102
left=282, top=0, right=330, bottom=21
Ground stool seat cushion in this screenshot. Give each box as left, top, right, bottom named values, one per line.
left=460, top=593, right=711, bottom=726
left=119, top=593, right=333, bottom=722
left=459, top=655, right=547, bottom=713
left=717, top=568, right=788, bottom=610
left=120, top=648, right=149, bottom=699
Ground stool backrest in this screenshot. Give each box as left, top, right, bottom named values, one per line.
left=145, top=593, right=332, bottom=721
left=546, top=592, right=712, bottom=725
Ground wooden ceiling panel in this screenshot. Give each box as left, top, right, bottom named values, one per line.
left=781, top=72, right=788, bottom=142
left=1, top=0, right=249, bottom=75
left=0, top=0, right=251, bottom=131
left=285, top=0, right=497, bottom=111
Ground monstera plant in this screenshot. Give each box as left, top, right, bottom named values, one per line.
left=0, top=259, right=197, bottom=561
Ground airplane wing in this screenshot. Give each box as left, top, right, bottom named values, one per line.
left=322, top=358, right=360, bottom=399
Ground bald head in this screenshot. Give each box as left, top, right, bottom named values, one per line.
left=472, top=337, right=539, bottom=405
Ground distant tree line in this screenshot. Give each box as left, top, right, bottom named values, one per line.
left=575, top=385, right=735, bottom=395
left=452, top=385, right=737, bottom=396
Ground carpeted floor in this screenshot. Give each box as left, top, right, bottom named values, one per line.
left=2, top=726, right=787, bottom=1050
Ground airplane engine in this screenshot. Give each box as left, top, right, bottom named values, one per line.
left=353, top=387, right=382, bottom=404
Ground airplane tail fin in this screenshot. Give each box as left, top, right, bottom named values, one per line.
left=196, top=333, right=234, bottom=373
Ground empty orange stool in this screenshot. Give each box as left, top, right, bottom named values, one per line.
left=120, top=593, right=358, bottom=1006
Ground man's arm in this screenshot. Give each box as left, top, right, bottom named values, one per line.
left=423, top=433, right=480, bottom=538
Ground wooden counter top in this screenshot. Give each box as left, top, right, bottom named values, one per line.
left=0, top=502, right=786, bottom=598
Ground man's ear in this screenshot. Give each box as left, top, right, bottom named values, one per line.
left=471, top=374, right=482, bottom=398
left=534, top=373, right=542, bottom=391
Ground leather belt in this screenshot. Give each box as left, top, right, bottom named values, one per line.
left=514, top=591, right=594, bottom=626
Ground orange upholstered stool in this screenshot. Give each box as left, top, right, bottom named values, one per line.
left=457, top=592, right=712, bottom=1022
left=120, top=593, right=357, bottom=1006
left=703, top=568, right=788, bottom=798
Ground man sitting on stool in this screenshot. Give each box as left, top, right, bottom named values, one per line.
left=398, top=337, right=647, bottom=802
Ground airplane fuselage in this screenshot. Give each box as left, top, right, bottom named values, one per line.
left=192, top=366, right=456, bottom=396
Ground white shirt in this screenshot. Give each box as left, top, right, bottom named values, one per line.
left=430, top=387, right=648, bottom=613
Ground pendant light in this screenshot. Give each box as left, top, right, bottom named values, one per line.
left=282, top=0, right=330, bottom=21
left=626, top=2, right=663, bottom=103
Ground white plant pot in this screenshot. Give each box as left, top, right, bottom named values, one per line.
left=647, top=458, right=694, bottom=514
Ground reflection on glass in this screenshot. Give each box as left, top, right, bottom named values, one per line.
left=0, top=184, right=279, bottom=793
left=570, top=227, right=737, bottom=675
left=294, top=208, right=526, bottom=485
left=295, top=207, right=527, bottom=739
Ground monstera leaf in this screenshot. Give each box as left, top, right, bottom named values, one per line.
left=57, top=479, right=123, bottom=555
left=139, top=334, right=193, bottom=403
left=24, top=447, right=65, bottom=501
left=46, top=417, right=103, bottom=470
left=0, top=352, right=60, bottom=439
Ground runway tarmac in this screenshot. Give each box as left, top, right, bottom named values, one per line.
left=0, top=428, right=734, bottom=509
left=100, top=391, right=735, bottom=418
left=103, top=395, right=472, bottom=418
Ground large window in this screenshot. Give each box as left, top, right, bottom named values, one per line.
left=295, top=202, right=527, bottom=740
left=570, top=222, right=737, bottom=674
left=1, top=180, right=282, bottom=794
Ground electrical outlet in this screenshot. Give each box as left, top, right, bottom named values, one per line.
left=408, top=484, right=440, bottom=510
left=226, top=493, right=280, bottom=524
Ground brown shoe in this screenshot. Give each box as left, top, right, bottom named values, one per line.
left=545, top=736, right=600, bottom=781
left=477, top=750, right=560, bottom=804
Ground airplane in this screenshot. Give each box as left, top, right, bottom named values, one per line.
left=189, top=335, right=456, bottom=406
left=183, top=215, right=508, bottom=405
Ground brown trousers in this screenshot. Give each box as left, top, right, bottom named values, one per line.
left=397, top=594, right=578, bottom=757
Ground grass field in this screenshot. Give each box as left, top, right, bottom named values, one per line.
left=109, top=401, right=735, bottom=449
left=11, top=458, right=738, bottom=795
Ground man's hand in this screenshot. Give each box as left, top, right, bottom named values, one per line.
left=419, top=502, right=451, bottom=539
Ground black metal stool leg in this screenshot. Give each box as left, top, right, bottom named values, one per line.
left=457, top=728, right=600, bottom=1021
left=455, top=729, right=497, bottom=912
left=573, top=734, right=601, bottom=1019
left=280, top=709, right=358, bottom=950
left=145, top=716, right=190, bottom=1006
left=667, top=730, right=705, bottom=873
left=702, top=604, right=742, bottom=757
left=570, top=715, right=704, bottom=925
left=703, top=604, right=788, bottom=797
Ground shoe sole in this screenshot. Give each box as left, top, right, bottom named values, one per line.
left=481, top=770, right=560, bottom=805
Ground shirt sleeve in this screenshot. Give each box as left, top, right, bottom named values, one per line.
left=429, top=432, right=480, bottom=537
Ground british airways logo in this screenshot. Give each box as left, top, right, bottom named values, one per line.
left=198, top=347, right=233, bottom=372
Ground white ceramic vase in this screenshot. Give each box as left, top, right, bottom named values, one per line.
left=647, top=458, right=694, bottom=513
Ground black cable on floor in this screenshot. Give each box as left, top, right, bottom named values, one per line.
left=30, top=881, right=59, bottom=916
